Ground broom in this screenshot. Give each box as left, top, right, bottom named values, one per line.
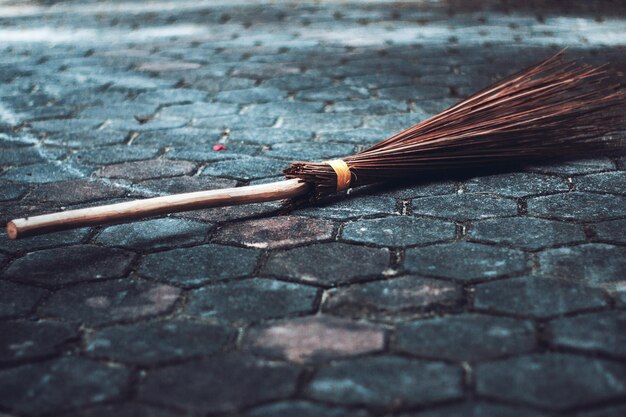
left=6, top=52, right=625, bottom=239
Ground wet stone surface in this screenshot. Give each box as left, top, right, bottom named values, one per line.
left=1, top=1, right=625, bottom=416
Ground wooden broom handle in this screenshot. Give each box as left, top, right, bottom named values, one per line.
left=6, top=179, right=310, bottom=240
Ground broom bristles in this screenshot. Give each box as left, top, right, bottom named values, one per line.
left=285, top=51, right=626, bottom=199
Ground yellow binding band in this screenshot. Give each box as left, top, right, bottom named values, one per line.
left=325, top=159, right=351, bottom=192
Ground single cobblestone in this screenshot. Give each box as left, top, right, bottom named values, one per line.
left=323, top=275, right=462, bottom=318
left=40, top=278, right=180, bottom=326
left=547, top=311, right=626, bottom=358
left=85, top=319, right=236, bottom=365
left=0, top=281, right=48, bottom=319
left=395, top=314, right=535, bottom=361
left=23, top=179, right=127, bottom=205
left=0, top=357, right=130, bottom=415
left=464, top=172, right=568, bottom=197
left=214, top=215, right=334, bottom=249
left=95, top=218, right=211, bottom=250
left=2, top=162, right=86, bottom=183
left=405, top=242, right=529, bottom=281
left=527, top=192, right=626, bottom=221
left=296, top=194, right=398, bottom=219
left=594, top=218, right=626, bottom=244
left=306, top=356, right=463, bottom=407
left=399, top=402, right=552, bottom=417
left=476, top=353, right=626, bottom=410
left=262, top=242, right=390, bottom=286
left=412, top=194, right=518, bottom=221
left=244, top=315, right=384, bottom=363
left=138, top=354, right=300, bottom=414
left=474, top=276, right=608, bottom=318
left=96, top=159, right=196, bottom=181
left=184, top=278, right=318, bottom=322
left=3, top=245, right=135, bottom=287
left=201, top=156, right=286, bottom=180
left=0, top=320, right=76, bottom=363
left=575, top=172, right=626, bottom=194
left=468, top=217, right=585, bottom=250
left=538, top=244, right=626, bottom=286
left=242, top=401, right=369, bottom=417
left=341, top=216, right=456, bottom=247
left=0, top=228, right=91, bottom=254
left=137, top=244, right=260, bottom=288
left=527, top=158, right=615, bottom=175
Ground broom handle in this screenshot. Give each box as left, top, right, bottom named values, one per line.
left=6, top=179, right=310, bottom=240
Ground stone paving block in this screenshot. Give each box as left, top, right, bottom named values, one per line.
left=44, top=130, right=129, bottom=148
left=576, top=405, right=626, bottom=417
left=79, top=103, right=158, bottom=120
left=103, top=116, right=188, bottom=132
left=261, top=74, right=334, bottom=91
left=95, top=218, right=211, bottom=250
left=464, top=172, right=568, bottom=197
left=163, top=143, right=259, bottom=163
left=527, top=192, right=626, bottom=221
left=468, top=217, right=585, bottom=250
left=331, top=99, right=408, bottom=114
left=0, top=182, right=28, bottom=201
left=201, top=156, right=286, bottom=180
left=244, top=315, right=384, bottom=363
left=527, top=158, right=615, bottom=175
left=215, top=87, right=287, bottom=103
left=23, top=179, right=127, bottom=205
left=0, top=357, right=130, bottom=415
left=135, top=127, right=222, bottom=146
left=135, top=175, right=237, bottom=196
left=61, top=402, right=181, bottom=417
left=281, top=114, right=362, bottom=132
left=2, top=162, right=87, bottom=183
left=323, top=275, right=462, bottom=318
left=474, top=276, right=608, bottom=318
left=192, top=114, right=276, bottom=130
left=0, top=320, right=77, bottom=363
left=229, top=127, right=314, bottom=144
left=475, top=353, right=626, bottom=410
left=296, top=86, right=369, bottom=101
left=405, top=242, right=529, bottom=281
left=138, top=354, right=300, bottom=414
left=40, top=278, right=180, bottom=326
left=242, top=400, right=369, bottom=417
left=575, top=171, right=626, bottom=194
left=593, top=218, right=626, bottom=244
left=214, top=215, right=334, bottom=249
left=547, top=311, right=626, bottom=358
left=0, top=281, right=48, bottom=319
left=262, top=242, right=390, bottom=286
left=3, top=245, right=135, bottom=287
left=341, top=216, right=456, bottom=247
left=71, top=146, right=159, bottom=165
left=319, top=128, right=390, bottom=144
left=184, top=278, right=318, bottom=322
left=85, top=319, right=236, bottom=365
left=0, top=228, right=91, bottom=254
left=377, top=85, right=449, bottom=101
left=0, top=146, right=64, bottom=166
left=395, top=313, right=535, bottom=361
left=138, top=244, right=260, bottom=288
left=95, top=159, right=196, bottom=181
left=134, top=88, right=209, bottom=105
left=264, top=141, right=354, bottom=160
left=538, top=244, right=626, bottom=286
left=157, top=102, right=239, bottom=119
left=379, top=179, right=458, bottom=199
left=296, top=194, right=398, bottom=219
left=306, top=356, right=463, bottom=407
left=412, top=193, right=518, bottom=221
left=399, top=402, right=551, bottom=417
left=244, top=95, right=324, bottom=115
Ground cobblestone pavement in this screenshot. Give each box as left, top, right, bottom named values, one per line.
left=1, top=1, right=625, bottom=416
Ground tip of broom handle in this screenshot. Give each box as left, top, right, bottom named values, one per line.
left=6, top=221, right=18, bottom=240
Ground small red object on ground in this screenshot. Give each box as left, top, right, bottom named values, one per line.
left=213, top=144, right=227, bottom=151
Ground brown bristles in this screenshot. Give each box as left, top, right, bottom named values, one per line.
left=284, top=52, right=626, bottom=200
